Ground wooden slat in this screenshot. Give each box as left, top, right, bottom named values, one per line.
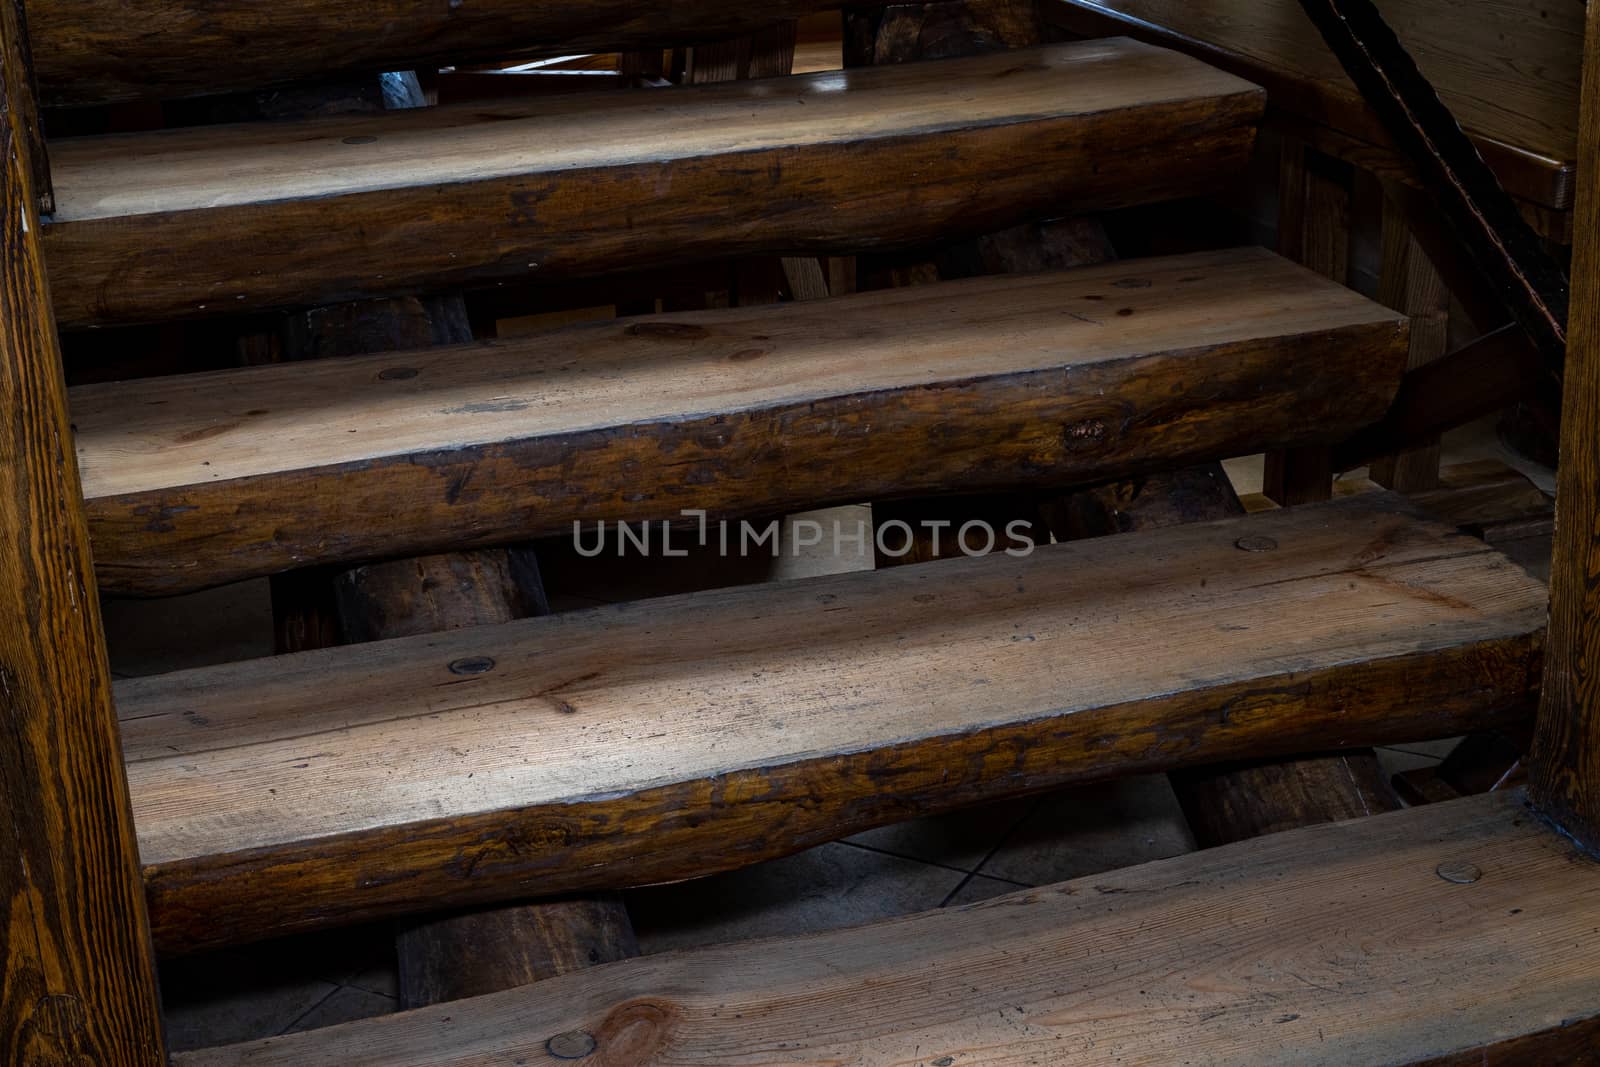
left=73, top=248, right=1406, bottom=596
left=1050, top=0, right=1581, bottom=209
left=0, top=4, right=166, bottom=1059
left=174, top=791, right=1600, bottom=1066
left=1530, top=0, right=1600, bottom=852
left=117, top=493, right=1546, bottom=953
left=27, top=0, right=875, bottom=106
left=40, top=39, right=1265, bottom=327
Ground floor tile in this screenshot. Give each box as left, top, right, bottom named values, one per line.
left=626, top=841, right=966, bottom=954
left=283, top=985, right=396, bottom=1034
left=843, top=796, right=1036, bottom=871
left=978, top=775, right=1196, bottom=886
left=943, top=875, right=1031, bottom=907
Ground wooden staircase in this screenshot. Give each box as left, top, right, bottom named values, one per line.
left=3, top=1, right=1598, bottom=1064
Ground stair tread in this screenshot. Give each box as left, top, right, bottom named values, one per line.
left=48, top=39, right=1256, bottom=223
left=120, top=493, right=1545, bottom=952
left=173, top=790, right=1600, bottom=1066
left=73, top=247, right=1408, bottom=595
left=40, top=39, right=1265, bottom=326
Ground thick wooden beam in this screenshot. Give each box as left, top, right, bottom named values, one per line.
left=40, top=41, right=1265, bottom=327
left=72, top=248, right=1408, bottom=596
left=1529, top=0, right=1600, bottom=852
left=172, top=793, right=1600, bottom=1067
left=26, top=0, right=888, bottom=107
left=0, top=6, right=165, bottom=1060
left=113, top=494, right=1546, bottom=953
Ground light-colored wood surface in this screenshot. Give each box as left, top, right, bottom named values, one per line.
left=48, top=37, right=1252, bottom=218
left=73, top=248, right=1391, bottom=499
left=73, top=248, right=1409, bottom=596
left=1054, top=0, right=1581, bottom=206
left=175, top=790, right=1600, bottom=1066
left=120, top=493, right=1546, bottom=951
left=39, top=39, right=1266, bottom=326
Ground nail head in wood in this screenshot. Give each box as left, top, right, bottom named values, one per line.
left=546, top=1029, right=597, bottom=1059
left=377, top=366, right=418, bottom=381
left=1235, top=535, right=1279, bottom=552
left=447, top=655, right=496, bottom=676
left=1436, top=861, right=1483, bottom=884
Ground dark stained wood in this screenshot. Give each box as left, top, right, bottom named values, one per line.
left=396, top=900, right=638, bottom=1010
left=1049, top=0, right=1580, bottom=211
left=1290, top=0, right=1570, bottom=374
left=1529, top=0, right=1600, bottom=853
left=1333, top=325, right=1546, bottom=471
left=2, top=0, right=48, bottom=213
left=70, top=249, right=1409, bottom=596
left=1174, top=753, right=1400, bottom=846
left=1265, top=141, right=1344, bottom=505
left=0, top=6, right=166, bottom=1059
left=40, top=41, right=1266, bottom=327
left=1369, top=192, right=1450, bottom=491
left=112, top=493, right=1548, bottom=952
left=171, top=793, right=1600, bottom=1066
left=26, top=0, right=887, bottom=107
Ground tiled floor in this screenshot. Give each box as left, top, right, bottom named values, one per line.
left=116, top=428, right=1549, bottom=1051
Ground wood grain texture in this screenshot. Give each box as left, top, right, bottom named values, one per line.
left=396, top=901, right=638, bottom=1011
left=40, top=40, right=1265, bottom=327
left=1369, top=193, right=1450, bottom=491
left=113, top=493, right=1548, bottom=953
left=1529, top=0, right=1600, bottom=852
left=1050, top=0, right=1582, bottom=208
left=0, top=7, right=166, bottom=1061
left=172, top=791, right=1600, bottom=1066
left=71, top=248, right=1408, bottom=596
left=26, top=0, right=882, bottom=106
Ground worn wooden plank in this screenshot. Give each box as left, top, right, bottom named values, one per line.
left=40, top=40, right=1265, bottom=327
left=114, top=493, right=1546, bottom=953
left=26, top=0, right=885, bottom=106
left=1529, top=0, right=1600, bottom=853
left=71, top=248, right=1406, bottom=596
left=1050, top=0, right=1582, bottom=209
left=0, top=6, right=166, bottom=1060
left=173, top=791, right=1600, bottom=1066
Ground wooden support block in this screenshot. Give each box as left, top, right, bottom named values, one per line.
left=0, top=7, right=165, bottom=1057
left=41, top=40, right=1266, bottom=327
left=72, top=249, right=1408, bottom=596
left=114, top=493, right=1547, bottom=952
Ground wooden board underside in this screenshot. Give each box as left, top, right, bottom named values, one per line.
left=73, top=248, right=1406, bottom=596
left=27, top=0, right=879, bottom=106
left=174, top=791, right=1600, bottom=1066
left=1051, top=0, right=1579, bottom=208
left=40, top=40, right=1265, bottom=327
left=118, top=494, right=1546, bottom=952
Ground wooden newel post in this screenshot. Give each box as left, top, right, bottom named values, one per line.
left=0, top=6, right=169, bottom=1063
left=1530, top=0, right=1600, bottom=854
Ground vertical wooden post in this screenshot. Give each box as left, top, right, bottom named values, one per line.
left=0, top=6, right=167, bottom=1062
left=1265, top=141, right=1344, bottom=505
left=1529, top=0, right=1600, bottom=852
left=1370, top=195, right=1450, bottom=492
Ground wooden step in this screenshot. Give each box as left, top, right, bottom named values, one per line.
left=41, top=40, right=1264, bottom=327
left=119, top=493, right=1545, bottom=954
left=31, top=0, right=870, bottom=107
left=171, top=791, right=1600, bottom=1066
left=75, top=247, right=1405, bottom=597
